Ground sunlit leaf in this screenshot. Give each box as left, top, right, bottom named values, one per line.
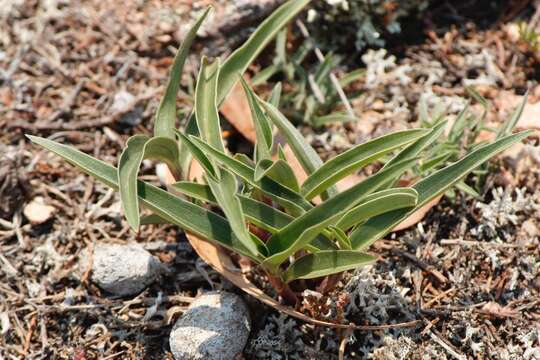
left=118, top=135, right=180, bottom=230
left=264, top=158, right=418, bottom=268
left=282, top=250, right=376, bottom=282
left=27, top=135, right=265, bottom=261
left=155, top=7, right=210, bottom=139
left=301, top=129, right=428, bottom=200
left=350, top=131, right=532, bottom=250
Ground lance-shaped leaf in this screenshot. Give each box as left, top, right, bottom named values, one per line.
left=329, top=226, right=352, bottom=250
left=26, top=135, right=266, bottom=262
left=217, top=0, right=311, bottom=104
left=254, top=159, right=299, bottom=192
left=264, top=158, right=418, bottom=268
left=336, top=188, right=418, bottom=231
left=179, top=0, right=311, bottom=178
left=301, top=129, right=428, bottom=200
left=172, top=181, right=217, bottom=203
left=188, top=135, right=312, bottom=214
left=195, top=58, right=225, bottom=152
left=260, top=100, right=338, bottom=200
left=384, top=120, right=447, bottom=170
left=118, top=135, right=180, bottom=230
left=312, top=112, right=357, bottom=128
left=282, top=251, right=376, bottom=282
left=496, top=91, right=528, bottom=139
left=206, top=167, right=262, bottom=257
left=268, top=82, right=282, bottom=107
left=350, top=131, right=532, bottom=250
left=154, top=7, right=210, bottom=139
left=260, top=100, right=323, bottom=174
left=170, top=181, right=333, bottom=249
left=240, top=78, right=273, bottom=161
left=176, top=131, right=219, bottom=181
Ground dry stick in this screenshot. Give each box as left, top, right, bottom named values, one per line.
left=46, top=79, right=86, bottom=123
left=338, top=326, right=354, bottom=360
left=22, top=314, right=38, bottom=357
left=440, top=238, right=533, bottom=249
left=295, top=20, right=356, bottom=118
left=392, top=248, right=448, bottom=284
left=426, top=327, right=467, bottom=360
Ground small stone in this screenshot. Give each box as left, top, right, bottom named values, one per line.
left=23, top=197, right=55, bottom=224
left=169, top=291, right=251, bottom=360
left=91, top=244, right=161, bottom=296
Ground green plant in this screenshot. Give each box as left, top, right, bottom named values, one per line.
left=252, top=27, right=364, bottom=127
left=410, top=87, right=528, bottom=199
left=28, top=0, right=530, bottom=301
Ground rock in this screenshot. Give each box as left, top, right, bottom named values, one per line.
left=169, top=291, right=251, bottom=360
left=91, top=244, right=161, bottom=296
left=23, top=196, right=55, bottom=224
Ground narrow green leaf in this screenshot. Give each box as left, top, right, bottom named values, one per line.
left=264, top=158, right=418, bottom=267
left=339, top=68, right=365, bottom=87
left=259, top=100, right=322, bottom=174
left=155, top=7, right=210, bottom=139
left=447, top=103, right=471, bottom=143
left=26, top=135, right=265, bottom=262
left=118, top=135, right=180, bottom=230
left=254, top=159, right=299, bottom=192
left=350, top=131, right=532, bottom=250
left=240, top=78, right=273, bottom=161
left=312, top=112, right=357, bottom=128
left=195, top=58, right=225, bottom=152
left=251, top=64, right=281, bottom=86
left=336, top=188, right=418, bottom=230
left=260, top=99, right=338, bottom=199
left=329, top=226, right=352, bottom=250
left=176, top=131, right=219, bottom=181
left=283, top=251, right=376, bottom=282
left=118, top=135, right=150, bottom=230
left=171, top=181, right=217, bottom=203
left=206, top=168, right=262, bottom=257
left=268, top=82, right=282, bottom=107
left=496, top=91, right=528, bottom=139
left=419, top=151, right=454, bottom=172
left=385, top=121, right=447, bottom=170
left=171, top=180, right=294, bottom=234
left=301, top=129, right=428, bottom=200
left=188, top=135, right=312, bottom=214
left=217, top=0, right=311, bottom=104
left=455, top=180, right=481, bottom=199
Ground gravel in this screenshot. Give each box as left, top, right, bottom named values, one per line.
left=169, top=291, right=251, bottom=360
left=90, top=243, right=162, bottom=296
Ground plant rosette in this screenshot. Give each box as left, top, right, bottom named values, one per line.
left=28, top=0, right=532, bottom=329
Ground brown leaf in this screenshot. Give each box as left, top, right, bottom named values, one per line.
left=219, top=79, right=256, bottom=143
left=479, top=301, right=519, bottom=319
left=185, top=232, right=356, bottom=328
left=393, top=194, right=443, bottom=232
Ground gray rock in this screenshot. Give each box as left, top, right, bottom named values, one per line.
left=170, top=291, right=251, bottom=360
left=91, top=244, right=161, bottom=296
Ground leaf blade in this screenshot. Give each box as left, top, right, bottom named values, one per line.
left=154, top=7, right=210, bottom=139
left=301, top=129, right=428, bottom=199
left=283, top=251, right=376, bottom=282
left=350, top=131, right=532, bottom=250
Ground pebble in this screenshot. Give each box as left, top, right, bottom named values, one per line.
left=91, top=244, right=162, bottom=296
left=169, top=291, right=251, bottom=360
left=23, top=196, right=55, bottom=224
